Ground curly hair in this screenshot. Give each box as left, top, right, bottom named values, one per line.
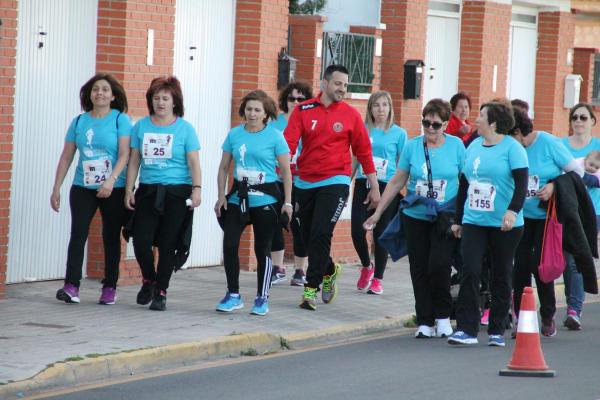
left=146, top=76, right=185, bottom=117
left=238, top=90, right=278, bottom=124
left=80, top=73, right=128, bottom=113
left=278, top=81, right=314, bottom=113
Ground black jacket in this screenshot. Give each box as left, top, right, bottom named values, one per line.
left=550, top=172, right=598, bottom=294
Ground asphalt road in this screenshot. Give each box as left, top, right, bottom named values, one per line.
left=37, top=303, right=600, bottom=400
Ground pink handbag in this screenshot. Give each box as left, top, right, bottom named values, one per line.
left=538, top=194, right=565, bottom=283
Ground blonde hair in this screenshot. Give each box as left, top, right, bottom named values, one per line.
left=366, top=90, right=394, bottom=131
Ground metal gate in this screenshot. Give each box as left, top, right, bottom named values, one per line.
left=173, top=0, right=236, bottom=267
left=8, top=0, right=98, bottom=282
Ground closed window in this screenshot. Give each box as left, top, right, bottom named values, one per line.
left=593, top=53, right=600, bottom=106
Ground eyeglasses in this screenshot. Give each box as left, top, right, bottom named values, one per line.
left=571, top=114, right=589, bottom=122
left=287, top=96, right=306, bottom=103
left=422, top=119, right=444, bottom=130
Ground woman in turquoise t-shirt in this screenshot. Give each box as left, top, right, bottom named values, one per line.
left=51, top=74, right=132, bottom=306
left=364, top=99, right=464, bottom=339
left=125, top=76, right=202, bottom=312
left=214, top=90, right=292, bottom=316
left=560, top=103, right=600, bottom=331
left=449, top=102, right=528, bottom=347
left=509, top=107, right=582, bottom=338
left=269, top=81, right=313, bottom=287
left=351, top=91, right=407, bottom=295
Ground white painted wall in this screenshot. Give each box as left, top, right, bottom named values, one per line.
left=320, top=0, right=381, bottom=32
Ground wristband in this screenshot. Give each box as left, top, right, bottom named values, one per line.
left=506, top=210, right=518, bottom=217
left=283, top=202, right=293, bottom=208
left=192, top=185, right=202, bottom=190
left=110, top=175, right=117, bottom=182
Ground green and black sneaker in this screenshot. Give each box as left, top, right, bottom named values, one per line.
left=322, top=263, right=342, bottom=304
left=299, top=287, right=318, bottom=311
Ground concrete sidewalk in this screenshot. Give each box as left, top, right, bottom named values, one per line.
left=1, top=260, right=416, bottom=385
left=1, top=257, right=595, bottom=398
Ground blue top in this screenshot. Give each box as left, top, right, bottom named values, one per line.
left=524, top=132, right=573, bottom=219
left=462, top=136, right=529, bottom=227
left=65, top=110, right=132, bottom=188
left=270, top=113, right=288, bottom=132
left=271, top=114, right=305, bottom=186
left=130, top=116, right=200, bottom=185
left=398, top=134, right=465, bottom=221
left=222, top=124, right=290, bottom=207
left=562, top=137, right=600, bottom=215
left=356, top=124, right=407, bottom=182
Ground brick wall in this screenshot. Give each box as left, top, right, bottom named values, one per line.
left=87, top=0, right=177, bottom=284
left=458, top=1, right=511, bottom=121
left=534, top=12, right=575, bottom=136
left=380, top=0, right=428, bottom=138
left=232, top=0, right=288, bottom=270
left=573, top=48, right=596, bottom=103
left=0, top=0, right=17, bottom=298
left=289, top=14, right=326, bottom=92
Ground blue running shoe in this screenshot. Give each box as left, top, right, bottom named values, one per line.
left=216, top=292, right=244, bottom=312
left=447, top=331, right=478, bottom=345
left=250, top=296, right=269, bottom=316
left=488, top=335, right=506, bottom=347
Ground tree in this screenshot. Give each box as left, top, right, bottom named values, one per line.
left=289, top=0, right=327, bottom=15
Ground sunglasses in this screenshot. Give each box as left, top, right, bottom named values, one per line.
left=422, top=119, right=444, bottom=130
left=287, top=96, right=306, bottom=103
left=571, top=114, right=589, bottom=122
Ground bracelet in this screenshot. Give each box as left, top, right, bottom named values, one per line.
left=506, top=210, right=518, bottom=217
left=283, top=202, right=293, bottom=208
left=192, top=185, right=202, bottom=190
left=109, top=175, right=117, bottom=182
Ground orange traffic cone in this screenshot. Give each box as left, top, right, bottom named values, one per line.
left=499, top=287, right=556, bottom=377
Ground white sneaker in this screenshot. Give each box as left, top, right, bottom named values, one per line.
left=435, top=318, right=453, bottom=338
left=415, top=325, right=434, bottom=338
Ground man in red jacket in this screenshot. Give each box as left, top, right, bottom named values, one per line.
left=284, top=64, right=380, bottom=310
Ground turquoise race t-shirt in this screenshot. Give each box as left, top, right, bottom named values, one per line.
left=65, top=109, right=132, bottom=189
left=462, top=136, right=529, bottom=227
left=130, top=116, right=200, bottom=185
left=399, top=134, right=465, bottom=221
left=223, top=124, right=290, bottom=207
left=356, top=124, right=407, bottom=183
left=562, top=136, right=600, bottom=215
left=524, top=132, right=573, bottom=219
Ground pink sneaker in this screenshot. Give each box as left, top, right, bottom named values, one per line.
left=99, top=286, right=117, bottom=305
left=367, top=278, right=383, bottom=295
left=480, top=308, right=490, bottom=326
left=356, top=264, right=374, bottom=290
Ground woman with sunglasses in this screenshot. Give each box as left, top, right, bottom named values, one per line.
left=449, top=102, right=528, bottom=347
left=364, top=99, right=464, bottom=338
left=560, top=103, right=599, bottom=331
left=269, top=82, right=314, bottom=286
left=508, top=107, right=582, bottom=338
left=352, top=91, right=407, bottom=295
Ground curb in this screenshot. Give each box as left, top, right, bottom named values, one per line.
left=1, top=315, right=412, bottom=399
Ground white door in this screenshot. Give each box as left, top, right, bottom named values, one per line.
left=174, top=0, right=236, bottom=267
left=507, top=13, right=538, bottom=118
left=423, top=14, right=460, bottom=105
left=8, top=0, right=98, bottom=283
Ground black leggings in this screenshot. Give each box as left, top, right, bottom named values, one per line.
left=65, top=185, right=127, bottom=288
left=351, top=179, right=400, bottom=279
left=456, top=224, right=523, bottom=336
left=402, top=213, right=456, bottom=326
left=132, top=189, right=190, bottom=292
left=513, top=218, right=556, bottom=320
left=223, top=203, right=278, bottom=297
left=295, top=184, right=349, bottom=288
left=271, top=184, right=307, bottom=258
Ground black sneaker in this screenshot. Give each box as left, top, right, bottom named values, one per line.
left=149, top=289, right=167, bottom=311
left=137, top=280, right=155, bottom=305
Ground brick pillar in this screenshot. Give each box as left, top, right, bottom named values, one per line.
left=0, top=0, right=18, bottom=298
left=380, top=0, right=428, bottom=137
left=289, top=15, right=326, bottom=94
left=458, top=1, right=511, bottom=121
left=573, top=48, right=597, bottom=103
left=534, top=11, right=575, bottom=136
left=87, top=0, right=176, bottom=285
left=232, top=0, right=288, bottom=270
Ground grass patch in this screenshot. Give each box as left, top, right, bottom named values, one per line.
left=280, top=337, right=290, bottom=350
left=403, top=315, right=417, bottom=328
left=240, top=348, right=258, bottom=356
left=62, top=356, right=84, bottom=362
